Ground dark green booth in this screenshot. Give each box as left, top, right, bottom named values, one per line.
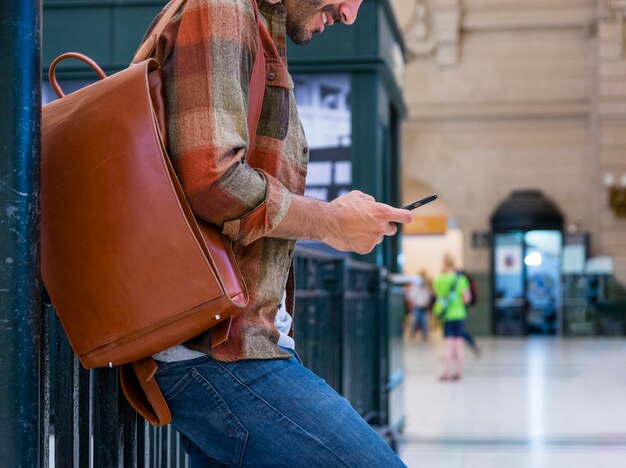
left=287, top=0, right=407, bottom=272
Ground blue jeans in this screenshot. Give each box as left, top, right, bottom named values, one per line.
left=411, top=307, right=429, bottom=340
left=154, top=348, right=405, bottom=467
left=443, top=319, right=465, bottom=338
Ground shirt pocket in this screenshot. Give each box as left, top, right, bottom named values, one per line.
left=256, top=57, right=292, bottom=141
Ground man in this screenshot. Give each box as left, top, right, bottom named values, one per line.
left=147, top=0, right=413, bottom=465
left=433, top=254, right=471, bottom=381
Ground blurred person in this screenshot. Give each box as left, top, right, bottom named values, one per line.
left=433, top=254, right=471, bottom=381
left=144, top=0, right=412, bottom=465
left=461, top=327, right=481, bottom=358
left=405, top=271, right=434, bottom=341
left=456, top=269, right=481, bottom=358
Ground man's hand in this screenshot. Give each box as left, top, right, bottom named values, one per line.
left=323, top=191, right=413, bottom=254
left=269, top=190, right=413, bottom=255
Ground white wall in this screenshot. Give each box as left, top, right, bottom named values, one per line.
left=402, top=228, right=464, bottom=279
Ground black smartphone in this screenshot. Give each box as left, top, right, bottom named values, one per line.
left=402, top=194, right=438, bottom=211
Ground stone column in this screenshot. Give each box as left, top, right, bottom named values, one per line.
left=595, top=0, right=626, bottom=282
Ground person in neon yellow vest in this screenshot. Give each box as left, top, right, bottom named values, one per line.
left=433, top=254, right=471, bottom=381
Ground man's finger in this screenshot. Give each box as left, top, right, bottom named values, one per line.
left=386, top=207, right=414, bottom=224
left=385, top=223, right=398, bottom=236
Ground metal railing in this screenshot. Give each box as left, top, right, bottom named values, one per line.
left=43, top=305, right=190, bottom=468
left=40, top=247, right=404, bottom=466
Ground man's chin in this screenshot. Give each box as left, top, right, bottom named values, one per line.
left=287, top=28, right=319, bottom=46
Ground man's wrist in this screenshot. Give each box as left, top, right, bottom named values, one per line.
left=270, top=194, right=335, bottom=241
left=317, top=199, right=338, bottom=245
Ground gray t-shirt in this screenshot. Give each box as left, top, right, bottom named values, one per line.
left=153, top=292, right=294, bottom=362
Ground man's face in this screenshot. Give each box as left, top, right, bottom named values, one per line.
left=282, top=0, right=364, bottom=45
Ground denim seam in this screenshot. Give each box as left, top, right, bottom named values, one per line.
left=293, top=350, right=303, bottom=365
left=190, top=368, right=249, bottom=466
left=161, top=369, right=195, bottom=401
left=154, top=361, right=183, bottom=375
left=212, top=360, right=351, bottom=468
left=154, top=355, right=209, bottom=376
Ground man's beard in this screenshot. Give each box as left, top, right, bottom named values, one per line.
left=286, top=19, right=316, bottom=45
left=285, top=1, right=339, bottom=45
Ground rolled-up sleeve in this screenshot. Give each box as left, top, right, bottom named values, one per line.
left=164, top=0, right=292, bottom=245
left=221, top=169, right=292, bottom=245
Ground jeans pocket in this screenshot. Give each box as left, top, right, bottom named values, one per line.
left=167, top=368, right=249, bottom=466
left=157, top=368, right=193, bottom=401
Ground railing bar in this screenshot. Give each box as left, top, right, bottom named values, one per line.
left=165, top=425, right=172, bottom=468
left=154, top=425, right=160, bottom=468
left=93, top=368, right=121, bottom=467
left=158, top=426, right=167, bottom=468
left=122, top=396, right=137, bottom=467
left=89, top=370, right=95, bottom=468
left=54, top=317, right=75, bottom=467
left=41, top=304, right=52, bottom=468
left=294, top=290, right=332, bottom=298
left=170, top=424, right=176, bottom=468
left=171, top=426, right=178, bottom=468
left=147, top=424, right=154, bottom=468
left=137, top=419, right=147, bottom=468
left=154, top=425, right=161, bottom=468
left=77, top=360, right=91, bottom=468
left=344, top=291, right=375, bottom=299
left=180, top=430, right=186, bottom=468
left=174, top=429, right=180, bottom=468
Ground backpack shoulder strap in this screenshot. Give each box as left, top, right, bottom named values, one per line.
left=247, top=13, right=266, bottom=152
left=120, top=358, right=171, bottom=426
left=123, top=0, right=266, bottom=426
left=132, top=0, right=188, bottom=63
left=447, top=273, right=460, bottom=299
left=132, top=0, right=266, bottom=151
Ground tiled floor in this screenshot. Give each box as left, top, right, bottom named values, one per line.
left=398, top=335, right=626, bottom=468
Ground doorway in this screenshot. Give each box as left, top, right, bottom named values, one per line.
left=493, top=230, right=562, bottom=336
left=491, top=190, right=565, bottom=336
left=525, top=230, right=562, bottom=334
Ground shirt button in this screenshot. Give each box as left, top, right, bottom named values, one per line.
left=268, top=72, right=276, bottom=81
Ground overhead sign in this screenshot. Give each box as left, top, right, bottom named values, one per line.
left=403, top=215, right=447, bottom=235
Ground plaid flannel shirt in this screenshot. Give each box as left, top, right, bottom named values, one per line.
left=152, top=0, right=308, bottom=360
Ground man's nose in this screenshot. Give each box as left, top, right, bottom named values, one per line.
left=338, top=0, right=363, bottom=25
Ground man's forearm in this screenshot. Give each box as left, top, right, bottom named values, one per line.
left=269, top=194, right=336, bottom=242
left=267, top=190, right=413, bottom=255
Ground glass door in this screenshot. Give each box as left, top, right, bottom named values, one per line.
left=524, top=230, right=562, bottom=335
left=493, top=232, right=526, bottom=335
left=493, top=231, right=563, bottom=335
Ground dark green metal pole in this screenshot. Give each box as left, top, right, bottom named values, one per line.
left=0, top=0, right=43, bottom=466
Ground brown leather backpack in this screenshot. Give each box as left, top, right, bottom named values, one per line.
left=41, top=0, right=265, bottom=425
